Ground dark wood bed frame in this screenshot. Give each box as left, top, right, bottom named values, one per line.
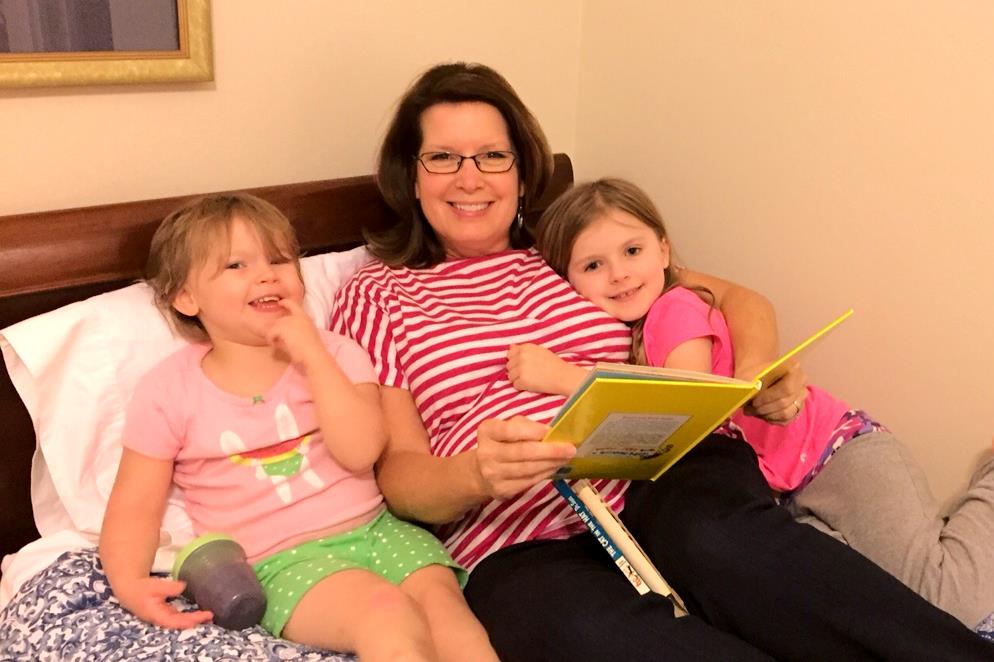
left=0, top=154, right=574, bottom=568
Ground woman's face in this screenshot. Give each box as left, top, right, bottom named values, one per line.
left=415, top=102, right=523, bottom=259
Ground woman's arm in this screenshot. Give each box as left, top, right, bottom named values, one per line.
left=676, top=268, right=778, bottom=376
left=100, top=449, right=213, bottom=629
left=374, top=386, right=576, bottom=524
left=678, top=268, right=807, bottom=422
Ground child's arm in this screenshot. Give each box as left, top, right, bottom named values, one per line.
left=268, top=299, right=386, bottom=474
left=99, top=448, right=213, bottom=629
left=507, top=343, right=589, bottom=397
left=659, top=337, right=713, bottom=373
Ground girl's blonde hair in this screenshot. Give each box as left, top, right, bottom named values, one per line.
left=535, top=177, right=711, bottom=364
left=146, top=193, right=302, bottom=342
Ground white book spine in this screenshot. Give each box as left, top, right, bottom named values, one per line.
left=557, top=479, right=689, bottom=616
left=552, top=479, right=650, bottom=595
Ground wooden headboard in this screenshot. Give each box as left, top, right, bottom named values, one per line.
left=0, top=154, right=574, bottom=565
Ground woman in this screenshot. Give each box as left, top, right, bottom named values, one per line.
left=332, top=62, right=993, bottom=660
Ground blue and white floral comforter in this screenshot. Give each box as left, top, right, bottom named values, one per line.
left=0, top=550, right=355, bottom=661
left=2, top=549, right=992, bottom=660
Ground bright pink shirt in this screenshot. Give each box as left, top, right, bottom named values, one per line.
left=123, top=329, right=383, bottom=562
left=642, top=287, right=850, bottom=492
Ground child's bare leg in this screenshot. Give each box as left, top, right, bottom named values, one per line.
left=283, top=568, right=438, bottom=662
left=400, top=564, right=499, bottom=662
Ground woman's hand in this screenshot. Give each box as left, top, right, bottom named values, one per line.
left=507, top=343, right=587, bottom=396
left=113, top=576, right=213, bottom=630
left=473, top=416, right=576, bottom=500
left=739, top=357, right=808, bottom=425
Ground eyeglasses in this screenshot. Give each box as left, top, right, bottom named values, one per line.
left=416, top=150, right=518, bottom=174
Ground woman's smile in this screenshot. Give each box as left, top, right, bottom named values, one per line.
left=449, top=201, right=492, bottom=215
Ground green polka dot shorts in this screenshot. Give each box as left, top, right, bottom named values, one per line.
left=252, top=509, right=466, bottom=636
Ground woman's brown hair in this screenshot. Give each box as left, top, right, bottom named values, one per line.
left=369, top=62, right=554, bottom=268
left=536, top=178, right=712, bottom=364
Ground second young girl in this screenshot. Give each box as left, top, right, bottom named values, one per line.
left=99, top=193, right=497, bottom=661
left=514, top=177, right=994, bottom=628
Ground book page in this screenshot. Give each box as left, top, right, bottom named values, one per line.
left=577, top=412, right=688, bottom=458
left=593, top=362, right=747, bottom=385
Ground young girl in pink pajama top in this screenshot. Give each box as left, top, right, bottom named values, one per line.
left=518, top=177, right=994, bottom=628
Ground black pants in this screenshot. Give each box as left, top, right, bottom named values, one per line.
left=465, top=435, right=994, bottom=661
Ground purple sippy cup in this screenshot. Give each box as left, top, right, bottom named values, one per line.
left=172, top=533, right=267, bottom=630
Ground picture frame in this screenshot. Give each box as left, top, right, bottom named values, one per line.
left=0, top=0, right=212, bottom=88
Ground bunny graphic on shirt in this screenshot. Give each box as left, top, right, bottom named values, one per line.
left=220, top=401, right=324, bottom=504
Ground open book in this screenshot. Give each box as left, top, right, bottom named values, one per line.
left=546, top=309, right=853, bottom=480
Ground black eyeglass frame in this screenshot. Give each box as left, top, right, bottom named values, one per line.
left=415, top=150, right=518, bottom=174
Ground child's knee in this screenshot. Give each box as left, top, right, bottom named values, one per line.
left=402, top=565, right=463, bottom=602
left=361, top=581, right=426, bottom=623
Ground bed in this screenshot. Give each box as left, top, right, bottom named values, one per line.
left=0, top=156, right=574, bottom=660
left=2, top=154, right=992, bottom=660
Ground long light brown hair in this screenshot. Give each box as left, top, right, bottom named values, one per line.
left=535, top=178, right=712, bottom=364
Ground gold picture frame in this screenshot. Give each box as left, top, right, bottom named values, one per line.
left=0, top=0, right=212, bottom=88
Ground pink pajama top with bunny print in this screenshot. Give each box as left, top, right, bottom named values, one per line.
left=643, top=287, right=851, bottom=493
left=122, top=329, right=383, bottom=563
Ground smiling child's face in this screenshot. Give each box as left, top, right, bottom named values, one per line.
left=172, top=216, right=304, bottom=347
left=566, top=209, right=670, bottom=322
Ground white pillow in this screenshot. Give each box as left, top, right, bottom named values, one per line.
left=0, top=246, right=371, bottom=554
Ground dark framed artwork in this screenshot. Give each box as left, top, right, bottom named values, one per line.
left=0, top=0, right=212, bottom=88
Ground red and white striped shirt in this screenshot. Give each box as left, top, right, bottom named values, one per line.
left=332, top=248, right=632, bottom=569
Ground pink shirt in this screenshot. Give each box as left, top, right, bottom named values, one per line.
left=643, top=287, right=850, bottom=492
left=332, top=249, right=632, bottom=570
left=123, top=329, right=383, bottom=562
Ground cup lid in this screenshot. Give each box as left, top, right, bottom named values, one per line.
left=171, top=532, right=237, bottom=579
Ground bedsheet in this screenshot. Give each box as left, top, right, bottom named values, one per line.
left=0, top=549, right=355, bottom=661
left=1, top=531, right=96, bottom=608
left=2, top=549, right=991, bottom=660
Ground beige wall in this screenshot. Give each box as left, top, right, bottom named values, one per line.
left=0, top=0, right=582, bottom=215
left=4, top=1, right=992, bottom=503
left=576, top=1, right=994, bottom=503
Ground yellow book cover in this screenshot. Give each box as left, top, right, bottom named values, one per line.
left=546, top=309, right=853, bottom=480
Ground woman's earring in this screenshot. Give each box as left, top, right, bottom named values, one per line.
left=515, top=199, right=525, bottom=230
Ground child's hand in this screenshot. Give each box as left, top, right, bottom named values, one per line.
left=115, top=577, right=213, bottom=629
left=267, top=299, right=326, bottom=368
left=507, top=343, right=585, bottom=396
